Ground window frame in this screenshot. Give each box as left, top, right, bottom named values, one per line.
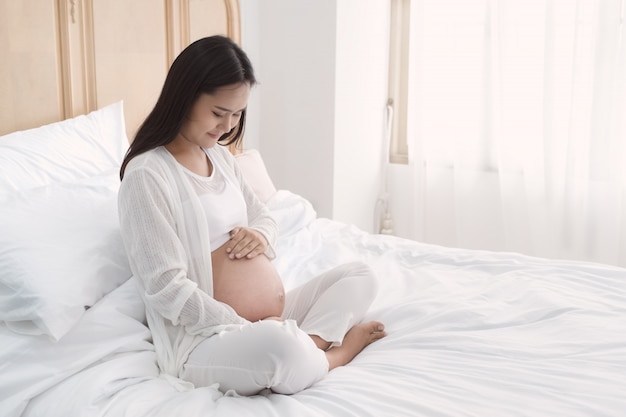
left=387, top=0, right=411, bottom=164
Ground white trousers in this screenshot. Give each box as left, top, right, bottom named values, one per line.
left=180, top=261, right=378, bottom=395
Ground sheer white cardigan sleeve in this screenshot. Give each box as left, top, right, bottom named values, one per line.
left=228, top=148, right=278, bottom=258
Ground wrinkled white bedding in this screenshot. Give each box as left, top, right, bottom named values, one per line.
left=2, top=190, right=626, bottom=417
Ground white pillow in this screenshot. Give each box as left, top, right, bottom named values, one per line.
left=0, top=101, right=128, bottom=193
left=234, top=149, right=277, bottom=203
left=0, top=173, right=132, bottom=340
left=266, top=190, right=317, bottom=237
left=0, top=102, right=130, bottom=340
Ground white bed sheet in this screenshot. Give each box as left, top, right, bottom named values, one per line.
left=4, top=190, right=626, bottom=417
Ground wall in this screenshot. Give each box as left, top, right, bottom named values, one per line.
left=240, top=0, right=390, bottom=233
left=333, top=0, right=391, bottom=230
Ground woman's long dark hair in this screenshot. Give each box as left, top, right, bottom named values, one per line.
left=120, top=35, right=256, bottom=179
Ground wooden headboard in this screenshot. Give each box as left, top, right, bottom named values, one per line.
left=0, top=0, right=241, bottom=141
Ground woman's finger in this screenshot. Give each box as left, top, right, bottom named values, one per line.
left=227, top=227, right=267, bottom=259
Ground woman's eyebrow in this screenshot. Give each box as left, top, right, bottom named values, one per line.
left=215, top=105, right=246, bottom=113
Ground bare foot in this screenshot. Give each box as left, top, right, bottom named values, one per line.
left=324, top=321, right=386, bottom=370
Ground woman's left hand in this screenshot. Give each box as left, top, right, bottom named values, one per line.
left=226, top=227, right=268, bottom=260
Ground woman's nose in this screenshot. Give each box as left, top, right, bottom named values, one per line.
left=218, top=115, right=237, bottom=132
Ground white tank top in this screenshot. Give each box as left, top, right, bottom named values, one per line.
left=180, top=149, right=248, bottom=251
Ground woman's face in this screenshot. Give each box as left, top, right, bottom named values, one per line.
left=178, top=82, right=250, bottom=149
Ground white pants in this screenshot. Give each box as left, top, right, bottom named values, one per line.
left=180, top=261, right=378, bottom=395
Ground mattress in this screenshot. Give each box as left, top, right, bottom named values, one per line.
left=2, top=189, right=625, bottom=417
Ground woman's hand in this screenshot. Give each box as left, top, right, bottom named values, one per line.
left=226, top=227, right=268, bottom=260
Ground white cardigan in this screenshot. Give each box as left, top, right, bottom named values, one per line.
left=118, top=145, right=278, bottom=376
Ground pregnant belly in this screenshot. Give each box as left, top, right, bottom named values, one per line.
left=211, top=242, right=285, bottom=322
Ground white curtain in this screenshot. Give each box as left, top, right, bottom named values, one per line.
left=406, top=0, right=626, bottom=266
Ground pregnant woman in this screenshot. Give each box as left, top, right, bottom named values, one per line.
left=118, top=36, right=385, bottom=395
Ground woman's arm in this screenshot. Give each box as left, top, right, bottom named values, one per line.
left=228, top=151, right=278, bottom=258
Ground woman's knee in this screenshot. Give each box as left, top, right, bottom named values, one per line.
left=253, top=320, right=328, bottom=393
left=185, top=321, right=327, bottom=395
left=253, top=320, right=319, bottom=359
left=341, top=261, right=379, bottom=303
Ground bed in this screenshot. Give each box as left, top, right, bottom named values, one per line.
left=2, top=2, right=626, bottom=416
left=1, top=101, right=626, bottom=417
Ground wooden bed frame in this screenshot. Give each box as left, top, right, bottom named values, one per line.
left=0, top=0, right=241, bottom=143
